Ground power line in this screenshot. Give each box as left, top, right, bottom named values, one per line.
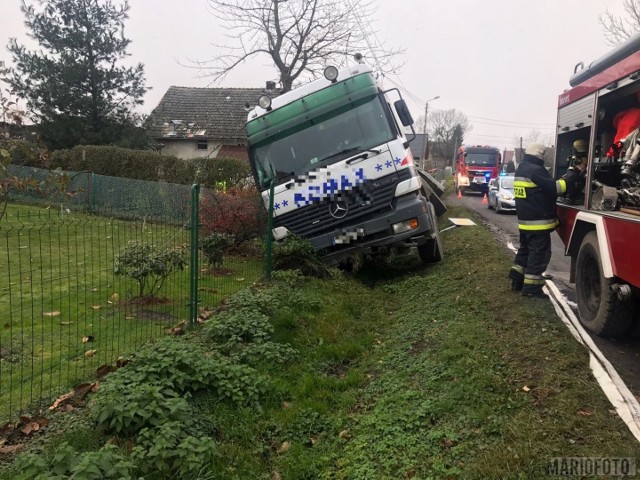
left=466, top=133, right=521, bottom=139
left=468, top=115, right=555, bottom=130
left=345, top=0, right=383, bottom=73
left=384, top=78, right=556, bottom=130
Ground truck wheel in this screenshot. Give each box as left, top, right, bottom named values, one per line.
left=418, top=204, right=443, bottom=264
left=575, top=232, right=635, bottom=337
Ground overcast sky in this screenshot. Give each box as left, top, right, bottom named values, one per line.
left=0, top=0, right=626, bottom=150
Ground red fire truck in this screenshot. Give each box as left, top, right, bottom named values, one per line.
left=454, top=145, right=501, bottom=195
left=554, top=33, right=640, bottom=337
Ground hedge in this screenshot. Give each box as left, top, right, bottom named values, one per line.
left=43, top=145, right=252, bottom=186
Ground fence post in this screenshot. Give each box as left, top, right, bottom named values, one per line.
left=189, top=184, right=200, bottom=325
left=90, top=172, right=96, bottom=212
left=264, top=180, right=275, bottom=280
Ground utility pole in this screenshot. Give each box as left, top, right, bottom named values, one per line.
left=422, top=95, right=440, bottom=170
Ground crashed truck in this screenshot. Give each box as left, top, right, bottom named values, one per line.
left=554, top=33, right=640, bottom=337
left=245, top=55, right=446, bottom=267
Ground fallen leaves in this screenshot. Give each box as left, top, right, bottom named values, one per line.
left=276, top=441, right=291, bottom=453
left=167, top=320, right=187, bottom=336
left=96, top=364, right=116, bottom=378
left=82, top=335, right=94, bottom=343
left=198, top=307, right=214, bottom=322
left=0, top=443, right=23, bottom=455
left=442, top=438, right=455, bottom=449
left=19, top=416, right=48, bottom=435
left=84, top=349, right=97, bottom=357
left=0, top=416, right=49, bottom=455
left=49, top=382, right=99, bottom=411
left=42, top=311, right=61, bottom=317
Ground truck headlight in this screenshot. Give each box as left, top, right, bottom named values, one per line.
left=324, top=66, right=339, bottom=82
left=258, top=95, right=272, bottom=110
left=392, top=218, right=419, bottom=234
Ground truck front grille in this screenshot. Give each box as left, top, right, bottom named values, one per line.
left=275, top=169, right=411, bottom=238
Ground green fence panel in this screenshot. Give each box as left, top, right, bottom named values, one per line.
left=0, top=165, right=267, bottom=424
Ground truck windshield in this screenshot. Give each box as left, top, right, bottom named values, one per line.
left=466, top=153, right=498, bottom=167
left=251, top=96, right=396, bottom=188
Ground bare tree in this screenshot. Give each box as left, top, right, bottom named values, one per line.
left=428, top=109, right=472, bottom=161
left=197, top=0, right=403, bottom=92
left=512, top=129, right=554, bottom=150
left=599, top=0, right=640, bottom=46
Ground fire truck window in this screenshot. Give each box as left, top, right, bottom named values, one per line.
left=465, top=153, right=498, bottom=166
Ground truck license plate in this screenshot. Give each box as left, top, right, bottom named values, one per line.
left=333, top=228, right=364, bottom=245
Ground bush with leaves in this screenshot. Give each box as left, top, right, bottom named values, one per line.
left=11, top=442, right=134, bottom=480
left=200, top=231, right=235, bottom=269
left=111, top=337, right=265, bottom=401
left=272, top=234, right=332, bottom=278
left=199, top=186, right=266, bottom=247
left=114, top=242, right=186, bottom=297
left=91, top=337, right=265, bottom=437
left=93, top=381, right=191, bottom=436
left=205, top=289, right=298, bottom=366
left=131, top=421, right=216, bottom=478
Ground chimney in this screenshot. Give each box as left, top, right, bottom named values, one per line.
left=265, top=81, right=276, bottom=92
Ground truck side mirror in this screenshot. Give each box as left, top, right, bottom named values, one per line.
left=394, top=99, right=414, bottom=127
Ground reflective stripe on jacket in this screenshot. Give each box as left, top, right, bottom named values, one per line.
left=514, top=154, right=565, bottom=233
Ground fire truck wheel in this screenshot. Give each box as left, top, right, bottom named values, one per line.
left=575, top=232, right=634, bottom=337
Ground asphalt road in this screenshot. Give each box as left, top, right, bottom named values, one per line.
left=446, top=190, right=640, bottom=396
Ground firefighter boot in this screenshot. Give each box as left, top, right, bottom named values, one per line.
left=508, top=265, right=524, bottom=292
left=521, top=289, right=549, bottom=300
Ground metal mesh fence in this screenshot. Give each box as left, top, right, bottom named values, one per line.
left=0, top=167, right=266, bottom=424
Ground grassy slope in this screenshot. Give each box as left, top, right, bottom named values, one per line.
left=325, top=205, right=640, bottom=478
left=2, top=204, right=639, bottom=479
left=227, top=204, right=640, bottom=479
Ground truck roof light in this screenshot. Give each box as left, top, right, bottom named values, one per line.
left=324, top=66, right=339, bottom=82
left=258, top=95, right=272, bottom=110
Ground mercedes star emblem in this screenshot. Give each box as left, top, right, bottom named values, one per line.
left=329, top=200, right=349, bottom=219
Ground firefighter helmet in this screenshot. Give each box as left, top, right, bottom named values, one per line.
left=572, top=139, right=588, bottom=154
left=525, top=143, right=546, bottom=160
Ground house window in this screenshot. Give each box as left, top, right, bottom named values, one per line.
left=197, top=139, right=208, bottom=150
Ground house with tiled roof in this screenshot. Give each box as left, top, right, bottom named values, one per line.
left=146, top=84, right=279, bottom=160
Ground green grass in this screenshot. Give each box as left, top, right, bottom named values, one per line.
left=2, top=202, right=639, bottom=479
left=0, top=203, right=262, bottom=423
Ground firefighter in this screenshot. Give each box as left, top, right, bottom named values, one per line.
left=561, top=139, right=588, bottom=204
left=508, top=143, right=567, bottom=299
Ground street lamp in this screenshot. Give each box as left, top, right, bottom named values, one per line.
left=422, top=95, right=440, bottom=169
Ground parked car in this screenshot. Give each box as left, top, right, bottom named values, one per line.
left=487, top=174, right=515, bottom=213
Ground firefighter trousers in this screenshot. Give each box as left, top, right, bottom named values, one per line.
left=509, top=231, right=552, bottom=295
